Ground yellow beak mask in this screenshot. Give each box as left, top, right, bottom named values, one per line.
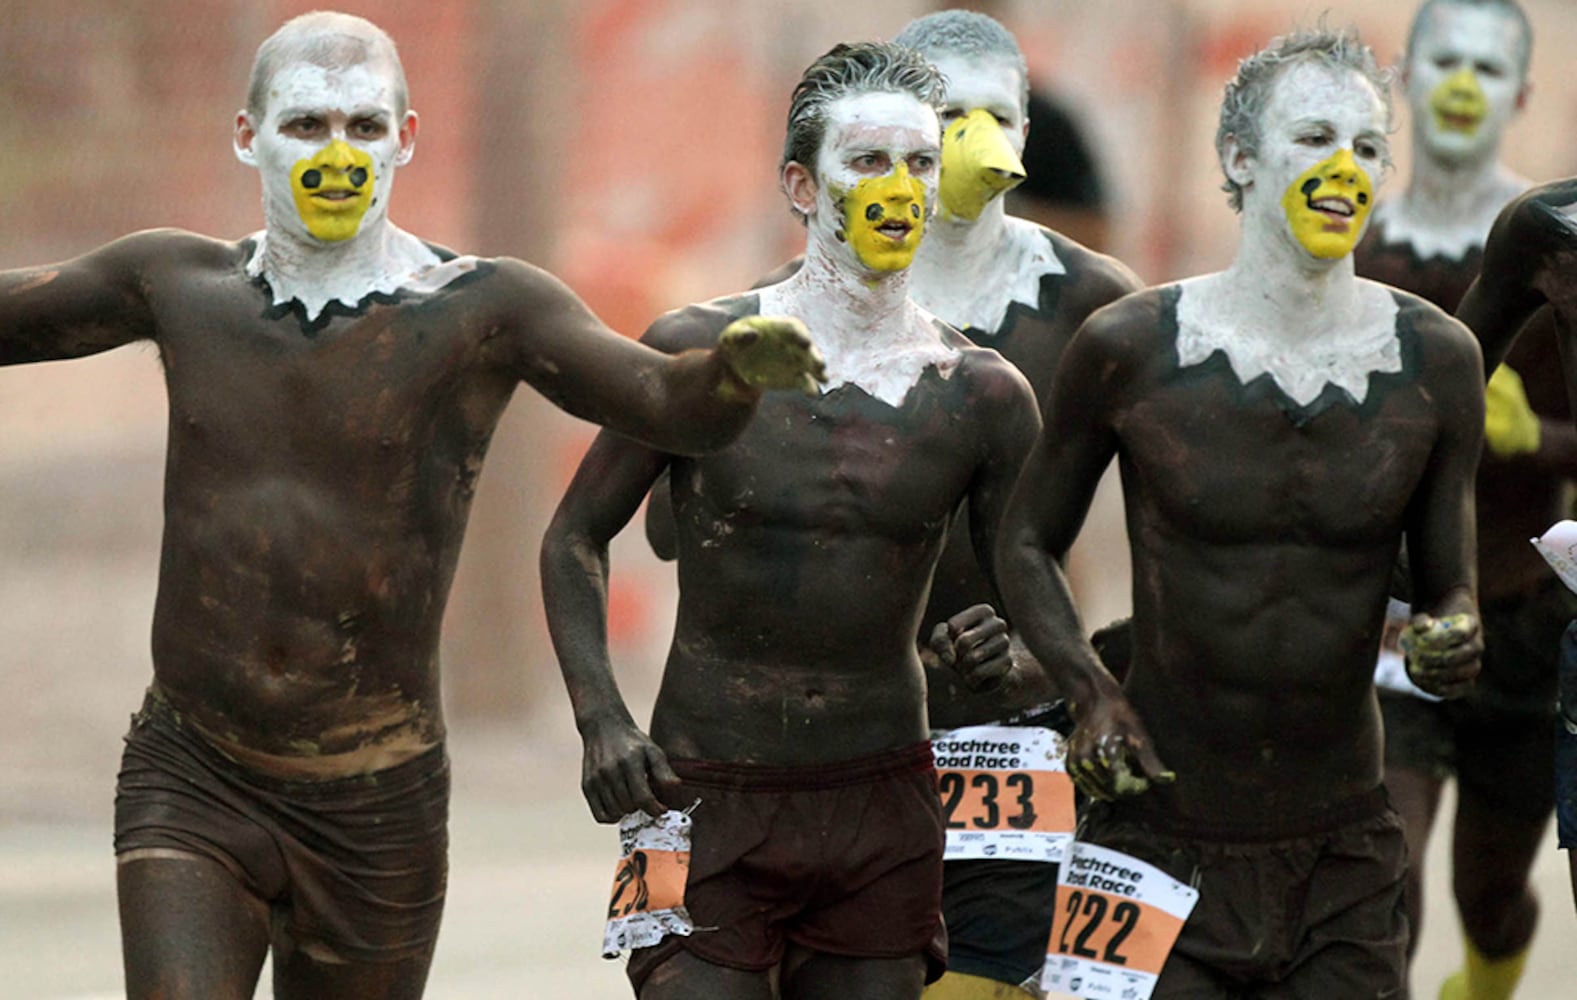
left=843, top=163, right=928, bottom=273
left=1430, top=67, right=1489, bottom=135
left=1280, top=148, right=1374, bottom=260
left=290, top=139, right=376, bottom=242
left=939, top=109, right=1026, bottom=221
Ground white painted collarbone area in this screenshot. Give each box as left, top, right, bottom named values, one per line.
left=757, top=284, right=960, bottom=410
left=246, top=226, right=474, bottom=322
left=913, top=217, right=1064, bottom=336
left=1371, top=201, right=1486, bottom=263
left=1175, top=276, right=1401, bottom=407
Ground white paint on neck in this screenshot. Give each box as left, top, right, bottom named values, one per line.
left=910, top=205, right=1063, bottom=335
left=1375, top=163, right=1528, bottom=261
left=758, top=247, right=958, bottom=409
left=1175, top=271, right=1400, bottom=407
left=245, top=224, right=472, bottom=319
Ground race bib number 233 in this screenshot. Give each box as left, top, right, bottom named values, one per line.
left=930, top=724, right=1074, bottom=863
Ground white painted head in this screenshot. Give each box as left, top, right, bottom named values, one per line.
left=1402, top=0, right=1531, bottom=166
left=894, top=11, right=1028, bottom=221
left=780, top=43, right=945, bottom=277
left=234, top=12, right=417, bottom=247
left=1218, top=28, right=1392, bottom=262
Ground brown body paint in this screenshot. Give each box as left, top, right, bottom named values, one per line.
left=546, top=293, right=1039, bottom=768
left=1359, top=213, right=1574, bottom=604
left=998, top=283, right=1485, bottom=826
left=915, top=230, right=1141, bottom=729
left=0, top=232, right=814, bottom=772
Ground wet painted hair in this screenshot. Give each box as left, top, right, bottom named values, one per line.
left=1216, top=26, right=1393, bottom=212
left=1405, top=0, right=1532, bottom=80
left=247, top=11, right=409, bottom=119
left=892, top=10, right=1030, bottom=114
left=781, top=41, right=945, bottom=173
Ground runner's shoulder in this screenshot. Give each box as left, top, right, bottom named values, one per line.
left=1034, top=222, right=1142, bottom=297
left=641, top=292, right=762, bottom=353
left=86, top=228, right=247, bottom=277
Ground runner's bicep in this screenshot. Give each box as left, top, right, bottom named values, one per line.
left=0, top=239, right=157, bottom=364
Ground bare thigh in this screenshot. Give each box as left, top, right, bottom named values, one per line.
left=119, top=852, right=271, bottom=1000
left=119, top=850, right=439, bottom=1000
left=269, top=932, right=438, bottom=1000
left=1450, top=782, right=1550, bottom=952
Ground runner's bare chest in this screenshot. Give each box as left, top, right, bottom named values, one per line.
left=1120, top=287, right=1442, bottom=548
left=671, top=366, right=989, bottom=544
left=154, top=256, right=506, bottom=482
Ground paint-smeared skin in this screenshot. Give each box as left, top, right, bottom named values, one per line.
left=1356, top=222, right=1572, bottom=605
left=921, top=228, right=1140, bottom=728
left=1464, top=178, right=1577, bottom=373
left=547, top=296, right=1038, bottom=767
left=671, top=233, right=1140, bottom=730
left=999, top=285, right=1484, bottom=823
left=0, top=228, right=788, bottom=773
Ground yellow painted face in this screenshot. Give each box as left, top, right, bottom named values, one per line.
left=843, top=163, right=927, bottom=272
left=1429, top=66, right=1490, bottom=135
left=289, top=139, right=376, bottom=242
left=939, top=109, right=1025, bottom=221
left=1279, top=148, right=1374, bottom=260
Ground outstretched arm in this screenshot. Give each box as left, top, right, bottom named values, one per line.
left=0, top=231, right=164, bottom=365
left=491, top=261, right=821, bottom=456
left=995, top=306, right=1169, bottom=799
left=540, top=427, right=678, bottom=823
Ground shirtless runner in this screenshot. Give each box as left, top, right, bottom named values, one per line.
left=1353, top=4, right=1566, bottom=997
left=1454, top=172, right=1577, bottom=933
left=645, top=19, right=1140, bottom=996
left=997, top=28, right=1484, bottom=997
left=0, top=12, right=821, bottom=1000
left=542, top=40, right=1039, bottom=1000
left=884, top=13, right=1143, bottom=1000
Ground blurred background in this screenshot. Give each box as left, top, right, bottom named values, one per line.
left=4, top=0, right=1577, bottom=996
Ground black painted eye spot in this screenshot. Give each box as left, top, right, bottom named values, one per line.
left=1357, top=192, right=1369, bottom=205
left=865, top=203, right=883, bottom=222
left=349, top=167, right=369, bottom=187
left=956, top=127, right=967, bottom=140
left=1300, top=177, right=1321, bottom=197
left=910, top=203, right=920, bottom=218
left=301, top=169, right=323, bottom=189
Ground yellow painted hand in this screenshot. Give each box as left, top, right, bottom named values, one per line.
left=718, top=316, right=826, bottom=396
left=1399, top=612, right=1482, bottom=699
left=1484, top=364, right=1540, bottom=457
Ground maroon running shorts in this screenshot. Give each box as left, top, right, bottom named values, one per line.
left=113, top=689, right=449, bottom=964
left=625, top=742, right=947, bottom=990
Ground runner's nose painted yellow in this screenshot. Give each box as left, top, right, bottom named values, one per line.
left=1430, top=67, right=1489, bottom=134
left=939, top=109, right=1025, bottom=221
left=844, top=163, right=927, bottom=272
left=290, top=140, right=376, bottom=242
left=1280, top=148, right=1373, bottom=260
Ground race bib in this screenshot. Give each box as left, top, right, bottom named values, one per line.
left=1041, top=841, right=1199, bottom=999
left=602, top=808, right=695, bottom=958
left=931, top=724, right=1074, bottom=863
left=1372, top=598, right=1441, bottom=702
